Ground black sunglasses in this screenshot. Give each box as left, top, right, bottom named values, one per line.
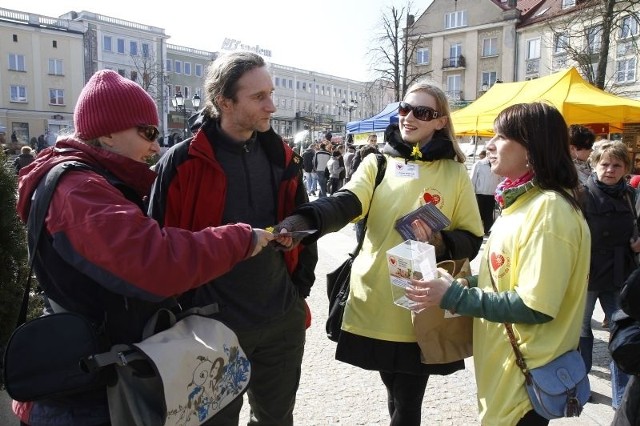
left=137, top=125, right=160, bottom=142
left=398, top=102, right=441, bottom=122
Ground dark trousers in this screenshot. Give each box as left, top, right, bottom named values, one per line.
left=516, top=410, right=549, bottom=425
left=476, top=194, right=496, bottom=234
left=379, top=371, right=429, bottom=426
left=205, top=298, right=306, bottom=425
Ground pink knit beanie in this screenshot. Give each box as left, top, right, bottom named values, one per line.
left=74, top=70, right=159, bottom=140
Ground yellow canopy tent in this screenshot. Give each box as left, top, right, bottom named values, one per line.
left=451, top=67, right=640, bottom=136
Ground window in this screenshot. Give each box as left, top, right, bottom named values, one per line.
left=118, top=69, right=126, bottom=77
left=195, top=63, right=203, bottom=77
left=553, top=33, right=569, bottom=54
left=12, top=34, right=17, bottom=42
left=446, top=75, right=462, bottom=100
left=117, top=39, right=125, bottom=54
left=175, top=86, right=182, bottom=97
left=130, top=41, right=138, bottom=56
left=166, top=59, right=172, bottom=72
left=130, top=70, right=138, bottom=82
left=103, top=36, right=112, bottom=52
left=53, top=40, right=57, bottom=48
left=289, top=79, right=293, bottom=89
left=482, top=38, right=498, bottom=57
left=482, top=71, right=497, bottom=87
left=49, top=89, right=64, bottom=105
left=620, top=15, right=639, bottom=39
left=416, top=48, right=430, bottom=65
left=526, top=38, right=541, bottom=59
left=10, top=85, right=27, bottom=102
left=175, top=60, right=182, bottom=74
left=449, top=43, right=462, bottom=65
left=48, top=59, right=63, bottom=75
left=9, top=54, right=26, bottom=71
left=184, top=62, right=191, bottom=76
left=586, top=26, right=602, bottom=54
left=275, top=77, right=280, bottom=87
left=616, top=57, right=637, bottom=83
left=445, top=11, right=467, bottom=29
left=562, top=0, right=576, bottom=8
left=618, top=40, right=634, bottom=56
left=142, top=43, right=149, bottom=57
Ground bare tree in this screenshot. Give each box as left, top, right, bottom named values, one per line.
left=369, top=3, right=426, bottom=101
left=130, top=50, right=164, bottom=95
left=545, top=0, right=640, bottom=94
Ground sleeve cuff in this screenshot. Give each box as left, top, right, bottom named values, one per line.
left=440, top=281, right=466, bottom=311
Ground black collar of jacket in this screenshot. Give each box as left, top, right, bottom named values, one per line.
left=383, top=123, right=456, bottom=162
left=199, top=116, right=302, bottom=179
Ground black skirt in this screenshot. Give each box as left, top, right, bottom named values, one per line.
left=335, top=331, right=465, bottom=376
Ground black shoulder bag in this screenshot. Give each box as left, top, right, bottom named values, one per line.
left=3, top=161, right=111, bottom=402
left=325, top=153, right=387, bottom=342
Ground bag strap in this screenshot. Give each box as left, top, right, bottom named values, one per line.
left=486, top=257, right=532, bottom=384
left=351, top=153, right=387, bottom=257
left=16, top=161, right=97, bottom=327
left=82, top=303, right=222, bottom=371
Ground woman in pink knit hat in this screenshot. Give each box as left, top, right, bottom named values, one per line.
left=12, top=70, right=276, bottom=426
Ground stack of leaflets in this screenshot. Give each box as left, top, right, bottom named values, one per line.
left=395, top=203, right=451, bottom=240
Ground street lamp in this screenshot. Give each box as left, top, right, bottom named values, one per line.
left=172, top=92, right=201, bottom=138
left=340, top=99, right=358, bottom=122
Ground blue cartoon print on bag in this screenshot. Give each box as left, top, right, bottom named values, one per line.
left=167, top=344, right=250, bottom=425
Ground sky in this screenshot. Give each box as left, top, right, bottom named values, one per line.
left=24, top=0, right=433, bottom=82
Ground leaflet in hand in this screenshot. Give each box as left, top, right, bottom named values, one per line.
left=272, top=230, right=317, bottom=238
left=395, top=203, right=451, bottom=240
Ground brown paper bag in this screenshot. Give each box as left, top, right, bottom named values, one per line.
left=412, top=258, right=473, bottom=364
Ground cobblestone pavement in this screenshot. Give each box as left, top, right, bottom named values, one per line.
left=0, top=226, right=616, bottom=426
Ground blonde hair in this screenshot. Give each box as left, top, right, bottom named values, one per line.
left=405, top=82, right=465, bottom=163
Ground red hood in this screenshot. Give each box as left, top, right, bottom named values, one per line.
left=17, top=137, right=157, bottom=222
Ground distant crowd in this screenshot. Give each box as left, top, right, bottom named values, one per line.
left=301, top=132, right=381, bottom=197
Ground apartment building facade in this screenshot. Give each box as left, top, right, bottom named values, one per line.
left=0, top=8, right=84, bottom=148
left=1, top=6, right=371, bottom=150
left=407, top=0, right=640, bottom=108
left=269, top=63, right=369, bottom=141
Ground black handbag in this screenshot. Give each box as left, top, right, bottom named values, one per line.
left=325, top=154, right=386, bottom=342
left=4, top=312, right=108, bottom=401
left=3, top=162, right=111, bottom=401
left=326, top=255, right=355, bottom=342
left=609, top=309, right=640, bottom=375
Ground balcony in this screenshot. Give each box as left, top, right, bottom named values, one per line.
left=446, top=90, right=464, bottom=101
left=526, top=58, right=540, bottom=75
left=442, top=55, right=466, bottom=69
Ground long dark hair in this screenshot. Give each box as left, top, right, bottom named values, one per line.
left=494, top=102, right=580, bottom=210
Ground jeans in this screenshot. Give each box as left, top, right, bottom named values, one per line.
left=304, top=171, right=317, bottom=194
left=579, top=290, right=630, bottom=408
left=316, top=171, right=328, bottom=198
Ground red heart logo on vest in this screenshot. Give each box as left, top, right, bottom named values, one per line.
left=490, top=252, right=505, bottom=271
left=423, top=193, right=441, bottom=205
